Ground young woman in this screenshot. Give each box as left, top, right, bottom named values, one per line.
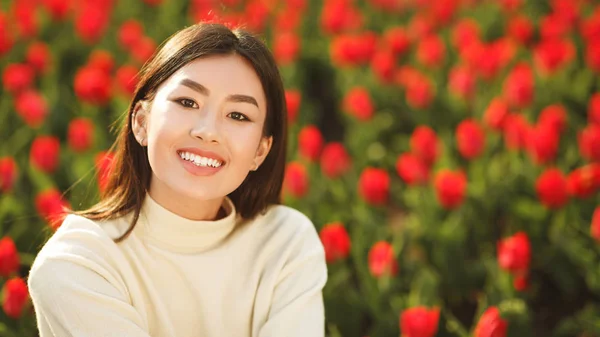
left=27, top=23, right=327, bottom=337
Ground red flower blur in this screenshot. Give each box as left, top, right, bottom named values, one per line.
left=368, top=241, right=398, bottom=277
left=298, top=125, right=324, bottom=162
left=400, top=306, right=440, bottom=337
left=330, top=32, right=377, bottom=68
left=274, top=32, right=300, bottom=65
left=95, top=151, right=115, bottom=194
left=26, top=42, right=51, bottom=74
left=0, top=237, right=20, bottom=277
left=35, top=188, right=70, bottom=230
left=343, top=87, right=374, bottom=121
left=359, top=168, right=390, bottom=205
left=285, top=90, right=301, bottom=123
left=503, top=62, right=534, bottom=108
left=15, top=90, right=48, bottom=128
left=589, top=93, right=600, bottom=125
left=2, top=63, right=34, bottom=94
left=30, top=136, right=60, bottom=173
left=526, top=124, right=559, bottom=165
left=578, top=124, right=600, bottom=162
left=321, top=142, right=351, bottom=178
left=434, top=169, right=467, bottom=209
left=416, top=34, right=445, bottom=68
left=0, top=157, right=18, bottom=193
left=456, top=119, right=485, bottom=160
left=74, top=66, right=112, bottom=105
left=483, top=98, right=509, bottom=131
left=498, top=231, right=531, bottom=273
left=535, top=168, right=568, bottom=208
left=283, top=161, right=309, bottom=198
left=118, top=20, right=144, bottom=52
left=591, top=207, right=600, bottom=243
left=566, top=164, right=600, bottom=199
left=448, top=64, right=476, bottom=100
left=474, top=307, right=508, bottom=337
left=410, top=126, right=440, bottom=166
left=396, top=153, right=429, bottom=186
left=115, top=65, right=139, bottom=96
left=2, top=277, right=29, bottom=319
left=68, top=118, right=95, bottom=152
left=319, top=222, right=351, bottom=263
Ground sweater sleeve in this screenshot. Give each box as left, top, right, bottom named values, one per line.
left=258, top=220, right=328, bottom=337
left=27, top=216, right=151, bottom=337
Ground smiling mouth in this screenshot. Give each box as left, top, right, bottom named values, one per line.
left=177, top=151, right=224, bottom=168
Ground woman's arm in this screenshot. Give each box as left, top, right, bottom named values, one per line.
left=258, top=223, right=328, bottom=337
left=28, top=257, right=152, bottom=337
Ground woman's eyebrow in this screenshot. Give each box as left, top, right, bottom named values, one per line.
left=178, top=78, right=259, bottom=108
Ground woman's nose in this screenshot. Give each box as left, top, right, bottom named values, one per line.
left=190, top=112, right=221, bottom=143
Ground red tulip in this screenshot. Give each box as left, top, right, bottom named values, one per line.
left=507, top=15, right=533, bottom=45
left=540, top=14, right=570, bottom=40
left=410, top=126, right=440, bottom=166
left=503, top=62, right=534, bottom=108
left=474, top=307, right=508, bottom=337
left=535, top=168, right=568, bottom=209
left=285, top=90, right=301, bottom=123
left=407, top=14, right=435, bottom=41
left=2, top=278, right=29, bottom=319
left=115, top=65, right=138, bottom=96
left=320, top=142, right=351, bottom=178
left=383, top=27, right=410, bottom=56
left=533, top=39, right=575, bottom=76
left=448, top=64, right=476, bottom=100
left=75, top=2, right=112, bottom=43
left=298, top=125, right=324, bottom=162
left=30, top=136, right=60, bottom=173
left=578, top=124, right=600, bottom=162
left=456, top=119, right=485, bottom=160
left=405, top=74, right=434, bottom=109
left=319, top=222, right=351, bottom=263
left=283, top=162, right=309, bottom=198
left=538, top=104, right=567, bottom=134
left=343, top=87, right=374, bottom=121
left=586, top=43, right=600, bottom=73
left=118, top=20, right=144, bottom=51
left=320, top=0, right=363, bottom=35
left=244, top=0, right=271, bottom=33
left=13, top=0, right=38, bottom=38
left=396, top=153, right=429, bottom=186
left=566, top=164, right=600, bottom=199
left=400, top=306, right=440, bottom=337
left=26, top=42, right=51, bottom=74
left=274, top=32, right=300, bottom=65
left=589, top=93, right=600, bottom=125
left=88, top=50, right=114, bottom=74
left=503, top=114, right=530, bottom=151
left=359, top=168, right=390, bottom=206
left=591, top=207, right=600, bottom=243
left=0, top=157, right=18, bottom=193
left=368, top=241, right=398, bottom=277
left=416, top=34, right=445, bottom=69
left=40, top=0, right=71, bottom=21
left=0, top=12, right=14, bottom=56
left=0, top=237, right=20, bottom=277
left=527, top=124, right=559, bottom=165
left=74, top=66, right=112, bottom=105
left=330, top=32, right=377, bottom=67
left=15, top=90, right=48, bottom=128
left=95, top=151, right=114, bottom=194
left=370, top=49, right=396, bottom=84
left=434, top=169, right=467, bottom=209
left=35, top=188, right=70, bottom=230
left=131, top=37, right=157, bottom=64
left=483, top=98, right=509, bottom=131
left=498, top=231, right=531, bottom=273
left=68, top=118, right=95, bottom=152
left=451, top=18, right=480, bottom=51
left=2, top=63, right=34, bottom=94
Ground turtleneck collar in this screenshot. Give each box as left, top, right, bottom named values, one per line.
left=136, top=194, right=238, bottom=253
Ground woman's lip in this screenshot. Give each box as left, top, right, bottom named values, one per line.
left=177, top=147, right=226, bottom=163
left=177, top=152, right=224, bottom=176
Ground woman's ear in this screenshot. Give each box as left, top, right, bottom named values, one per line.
left=251, top=136, right=273, bottom=171
left=132, top=101, right=150, bottom=146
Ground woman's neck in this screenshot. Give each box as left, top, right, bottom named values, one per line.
left=147, top=183, right=226, bottom=221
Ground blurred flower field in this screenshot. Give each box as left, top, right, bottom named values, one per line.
left=1, top=0, right=600, bottom=336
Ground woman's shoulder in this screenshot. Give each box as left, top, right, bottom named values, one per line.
left=31, top=214, right=126, bottom=271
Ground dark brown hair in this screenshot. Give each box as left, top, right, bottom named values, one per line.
left=75, top=23, right=288, bottom=243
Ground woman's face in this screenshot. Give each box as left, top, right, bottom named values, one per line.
left=133, top=54, right=272, bottom=207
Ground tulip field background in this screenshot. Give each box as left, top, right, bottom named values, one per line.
left=2, top=0, right=600, bottom=336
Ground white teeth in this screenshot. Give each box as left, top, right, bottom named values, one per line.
left=178, top=151, right=223, bottom=168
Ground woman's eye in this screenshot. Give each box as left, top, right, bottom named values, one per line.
left=177, top=98, right=198, bottom=108
left=228, top=112, right=250, bottom=122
